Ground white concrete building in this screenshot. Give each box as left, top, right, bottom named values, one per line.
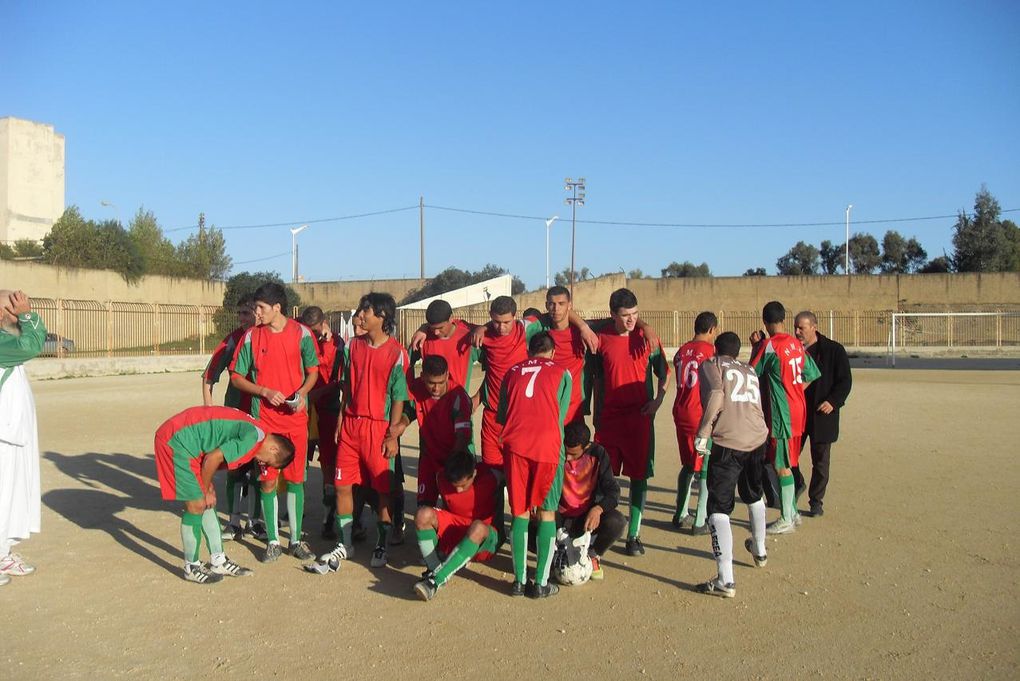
left=0, top=117, right=66, bottom=244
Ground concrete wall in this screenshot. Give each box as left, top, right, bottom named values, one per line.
left=1, top=259, right=225, bottom=305
left=0, top=117, right=65, bottom=244
left=293, top=278, right=428, bottom=309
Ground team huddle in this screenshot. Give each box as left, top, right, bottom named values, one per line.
left=155, top=282, right=850, bottom=600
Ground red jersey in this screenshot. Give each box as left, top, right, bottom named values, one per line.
left=750, top=332, right=821, bottom=438
left=311, top=334, right=343, bottom=411
left=410, top=319, right=479, bottom=393
left=558, top=451, right=599, bottom=518
left=590, top=327, right=668, bottom=421
left=204, top=326, right=251, bottom=412
left=343, top=335, right=410, bottom=422
left=439, top=466, right=499, bottom=524
left=478, top=320, right=530, bottom=411
left=672, top=340, right=715, bottom=432
left=496, top=357, right=572, bottom=463
left=405, top=379, right=473, bottom=462
left=525, top=320, right=587, bottom=422
left=229, top=319, right=319, bottom=431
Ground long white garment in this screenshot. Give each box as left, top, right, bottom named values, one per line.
left=0, top=364, right=41, bottom=556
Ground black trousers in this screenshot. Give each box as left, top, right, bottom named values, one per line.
left=527, top=508, right=626, bottom=558
left=793, top=437, right=832, bottom=508
left=707, top=443, right=766, bottom=516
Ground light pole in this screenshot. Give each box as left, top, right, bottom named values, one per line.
left=564, top=178, right=586, bottom=295
left=544, top=215, right=559, bottom=288
left=844, top=204, right=853, bottom=275
left=290, top=224, right=309, bottom=283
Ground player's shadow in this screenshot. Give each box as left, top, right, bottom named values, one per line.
left=42, top=451, right=181, bottom=576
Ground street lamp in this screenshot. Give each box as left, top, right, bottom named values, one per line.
left=844, top=204, right=853, bottom=275
left=544, top=215, right=559, bottom=288
left=564, top=178, right=586, bottom=295
left=290, top=224, right=309, bottom=283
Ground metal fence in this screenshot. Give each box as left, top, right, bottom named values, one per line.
left=22, top=300, right=1020, bottom=360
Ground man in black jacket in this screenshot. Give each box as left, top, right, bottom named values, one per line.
left=793, top=312, right=853, bottom=517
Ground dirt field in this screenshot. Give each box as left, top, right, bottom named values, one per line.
left=2, top=368, right=1018, bottom=680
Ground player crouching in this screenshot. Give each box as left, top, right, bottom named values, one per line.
left=154, top=406, right=296, bottom=584
left=412, top=451, right=501, bottom=601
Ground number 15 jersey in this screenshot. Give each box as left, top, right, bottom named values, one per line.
left=749, top=332, right=820, bottom=439
left=496, top=358, right=572, bottom=463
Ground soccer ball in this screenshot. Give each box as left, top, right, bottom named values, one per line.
left=552, top=528, right=593, bottom=586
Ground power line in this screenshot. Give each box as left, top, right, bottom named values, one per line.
left=232, top=250, right=291, bottom=265
left=426, top=204, right=1020, bottom=229
left=165, top=205, right=419, bottom=234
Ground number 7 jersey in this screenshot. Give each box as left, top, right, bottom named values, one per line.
left=749, top=332, right=820, bottom=439
left=496, top=357, right=572, bottom=463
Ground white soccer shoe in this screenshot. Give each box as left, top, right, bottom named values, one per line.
left=0, top=553, right=36, bottom=577
left=766, top=518, right=796, bottom=535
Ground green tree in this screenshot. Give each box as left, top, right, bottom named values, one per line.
left=43, top=208, right=144, bottom=282
left=743, top=267, right=767, bottom=276
left=553, top=266, right=592, bottom=288
left=214, top=271, right=301, bottom=335
left=12, top=239, right=44, bottom=258
left=848, top=233, right=881, bottom=274
left=819, top=240, right=843, bottom=275
left=951, top=187, right=1020, bottom=272
left=880, top=231, right=928, bottom=273
left=627, top=268, right=646, bottom=279
left=177, top=225, right=232, bottom=280
left=661, top=261, right=711, bottom=278
left=128, top=207, right=178, bottom=276
left=776, top=242, right=819, bottom=275
left=0, top=243, right=15, bottom=260
left=920, top=256, right=953, bottom=273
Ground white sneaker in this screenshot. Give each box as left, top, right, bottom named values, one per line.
left=0, top=553, right=36, bottom=576
left=210, top=556, right=254, bottom=577
left=766, top=518, right=796, bottom=535
left=0, top=573, right=10, bottom=586
left=184, top=563, right=223, bottom=584
left=698, top=576, right=736, bottom=598
left=793, top=512, right=803, bottom=527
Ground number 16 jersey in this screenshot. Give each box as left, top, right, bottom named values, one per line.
left=496, top=357, right=572, bottom=463
left=672, top=340, right=715, bottom=433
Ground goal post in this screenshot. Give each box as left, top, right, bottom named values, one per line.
left=888, top=311, right=1020, bottom=366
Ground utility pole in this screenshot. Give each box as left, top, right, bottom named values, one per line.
left=845, top=204, right=853, bottom=275
left=419, top=196, right=425, bottom=279
left=564, top=178, right=586, bottom=296
left=198, top=212, right=206, bottom=245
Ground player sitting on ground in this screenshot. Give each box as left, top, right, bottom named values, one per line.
left=694, top=332, right=770, bottom=598
left=154, top=406, right=295, bottom=584
left=497, top=331, right=572, bottom=598
left=391, top=355, right=472, bottom=507
left=202, top=295, right=258, bottom=541
left=671, top=311, right=718, bottom=535
left=588, top=287, right=669, bottom=557
left=749, top=301, right=820, bottom=535
left=229, top=283, right=320, bottom=562
left=411, top=451, right=501, bottom=601
left=556, top=422, right=624, bottom=580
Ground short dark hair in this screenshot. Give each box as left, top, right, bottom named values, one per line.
left=268, top=433, right=297, bottom=468
left=546, top=286, right=571, bottom=302
left=421, top=354, right=449, bottom=377
left=358, top=293, right=397, bottom=335
left=795, top=310, right=818, bottom=326
left=253, top=282, right=287, bottom=309
left=490, top=295, right=517, bottom=316
left=425, top=299, right=453, bottom=325
left=235, top=295, right=255, bottom=309
left=609, top=288, right=638, bottom=314
left=694, top=311, right=718, bottom=334
left=300, top=306, right=324, bottom=327
left=443, top=450, right=476, bottom=483
left=762, top=301, right=786, bottom=325
left=715, top=331, right=741, bottom=358
left=521, top=307, right=543, bottom=320
left=528, top=331, right=555, bottom=356
left=563, top=421, right=591, bottom=448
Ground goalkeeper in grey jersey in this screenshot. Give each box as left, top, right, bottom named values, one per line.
left=693, top=332, right=770, bottom=598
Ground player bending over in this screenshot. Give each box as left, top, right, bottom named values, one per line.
left=497, top=332, right=572, bottom=598
left=154, top=406, right=295, bottom=584
left=412, top=451, right=501, bottom=601
left=694, top=332, right=770, bottom=598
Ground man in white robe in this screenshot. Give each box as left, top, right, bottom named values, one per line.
left=0, top=289, right=45, bottom=585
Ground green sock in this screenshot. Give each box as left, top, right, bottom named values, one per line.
left=286, top=482, right=305, bottom=543
left=434, top=536, right=481, bottom=586
left=336, top=513, right=353, bottom=547
left=629, top=479, right=647, bottom=539
left=260, top=490, right=279, bottom=543
left=511, top=516, right=528, bottom=584
left=416, top=528, right=441, bottom=571
left=181, top=512, right=203, bottom=564
left=780, top=474, right=795, bottom=523
left=675, top=467, right=694, bottom=519
left=376, top=521, right=390, bottom=548
left=225, top=476, right=237, bottom=515
left=200, top=508, right=224, bottom=556
left=535, top=520, right=557, bottom=587
left=693, top=465, right=710, bottom=527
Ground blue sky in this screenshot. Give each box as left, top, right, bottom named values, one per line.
left=3, top=2, right=1018, bottom=287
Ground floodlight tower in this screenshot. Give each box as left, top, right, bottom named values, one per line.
left=564, top=178, right=586, bottom=294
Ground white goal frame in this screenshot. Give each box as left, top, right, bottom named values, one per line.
left=888, top=311, right=1019, bottom=366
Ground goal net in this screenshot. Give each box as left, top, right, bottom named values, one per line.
left=888, top=311, right=1020, bottom=366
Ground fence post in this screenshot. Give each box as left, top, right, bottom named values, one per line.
left=153, top=303, right=160, bottom=356
left=673, top=311, right=679, bottom=348
left=947, top=314, right=953, bottom=349
left=199, top=306, right=206, bottom=355
left=106, top=301, right=113, bottom=358
left=853, top=310, right=859, bottom=348
left=57, top=298, right=65, bottom=358
left=829, top=310, right=834, bottom=338
left=996, top=311, right=1002, bottom=349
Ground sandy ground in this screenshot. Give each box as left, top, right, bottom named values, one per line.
left=2, top=367, right=1018, bottom=681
